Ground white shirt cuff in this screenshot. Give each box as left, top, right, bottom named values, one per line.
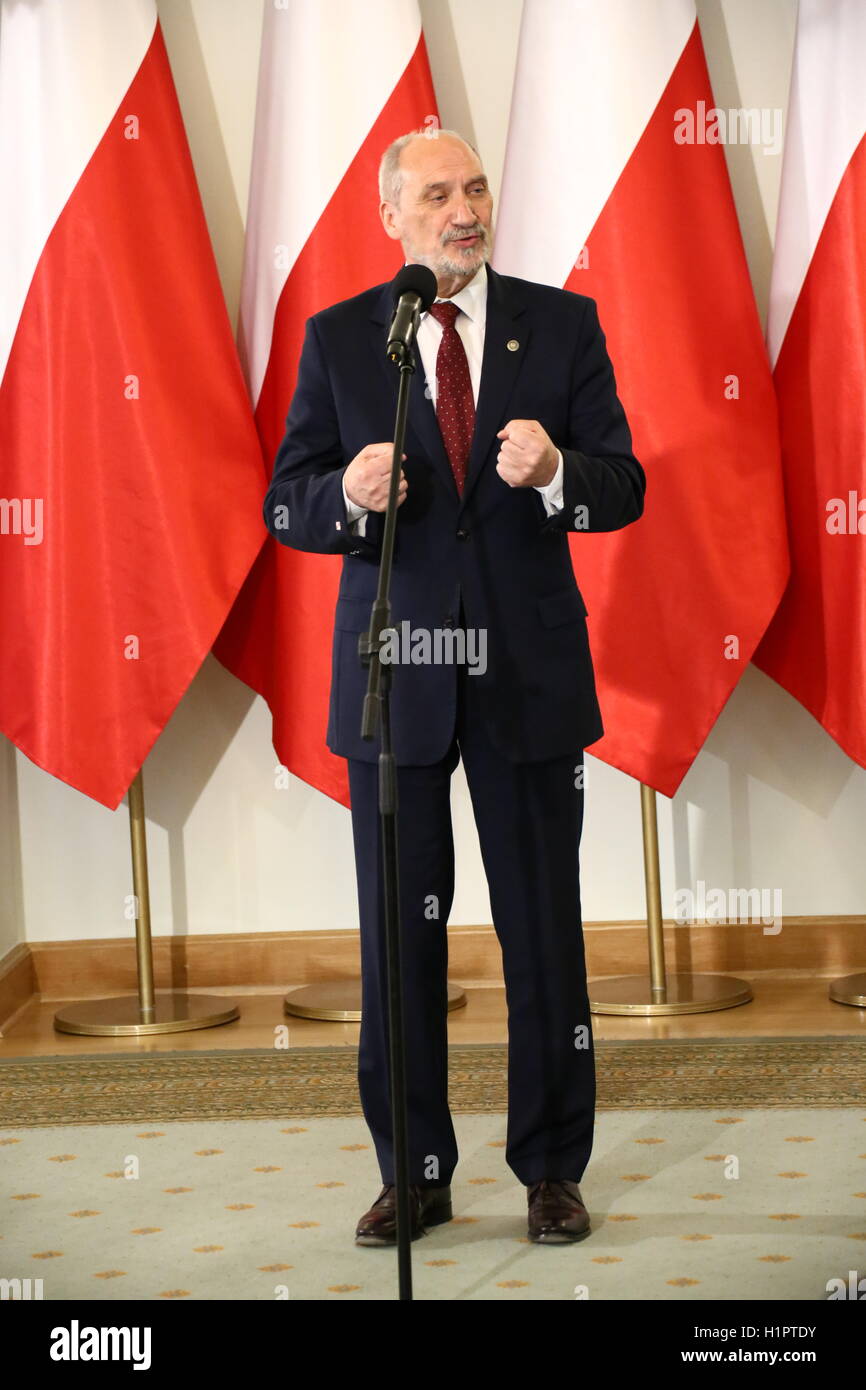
left=342, top=474, right=369, bottom=534
left=535, top=450, right=565, bottom=514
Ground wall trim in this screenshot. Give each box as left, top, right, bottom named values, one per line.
left=1, top=917, right=864, bottom=1030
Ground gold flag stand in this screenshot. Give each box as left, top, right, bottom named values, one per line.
left=284, top=979, right=466, bottom=1022
left=589, top=783, right=753, bottom=1015
left=54, top=771, right=240, bottom=1037
left=829, top=973, right=866, bottom=1007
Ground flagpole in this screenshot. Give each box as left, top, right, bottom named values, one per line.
left=589, top=783, right=753, bottom=1015
left=54, top=770, right=240, bottom=1036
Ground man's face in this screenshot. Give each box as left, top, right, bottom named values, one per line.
left=380, top=134, right=494, bottom=284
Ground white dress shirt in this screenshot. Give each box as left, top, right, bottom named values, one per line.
left=343, top=261, right=565, bottom=530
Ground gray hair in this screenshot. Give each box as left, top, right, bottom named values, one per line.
left=378, top=128, right=481, bottom=205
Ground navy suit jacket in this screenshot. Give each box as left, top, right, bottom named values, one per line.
left=263, top=263, right=646, bottom=765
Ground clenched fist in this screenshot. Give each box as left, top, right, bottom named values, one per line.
left=344, top=443, right=408, bottom=512
left=496, top=419, right=558, bottom=488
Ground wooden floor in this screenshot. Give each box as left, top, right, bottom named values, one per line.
left=2, top=973, right=864, bottom=1056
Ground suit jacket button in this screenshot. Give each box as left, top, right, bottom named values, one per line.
left=456, top=528, right=469, bottom=540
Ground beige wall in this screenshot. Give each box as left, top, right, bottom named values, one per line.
left=3, top=0, right=865, bottom=958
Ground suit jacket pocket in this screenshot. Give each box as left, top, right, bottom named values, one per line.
left=333, top=595, right=377, bottom=631
left=537, top=586, right=588, bottom=627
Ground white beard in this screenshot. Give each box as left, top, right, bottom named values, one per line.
left=437, top=240, right=491, bottom=277
left=405, top=229, right=492, bottom=281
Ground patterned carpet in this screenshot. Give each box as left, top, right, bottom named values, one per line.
left=0, top=1037, right=863, bottom=1128
left=1, top=1107, right=865, bottom=1301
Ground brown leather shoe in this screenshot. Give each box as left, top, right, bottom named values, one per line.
left=355, top=1183, right=453, bottom=1246
left=527, top=1179, right=591, bottom=1243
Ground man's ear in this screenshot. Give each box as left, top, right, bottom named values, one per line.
left=379, top=201, right=401, bottom=242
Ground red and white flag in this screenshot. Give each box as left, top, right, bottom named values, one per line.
left=214, top=0, right=438, bottom=807
left=0, top=0, right=265, bottom=808
left=495, top=0, right=789, bottom=796
left=753, top=0, right=866, bottom=767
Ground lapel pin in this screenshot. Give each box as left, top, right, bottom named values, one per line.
left=506, top=338, right=520, bottom=352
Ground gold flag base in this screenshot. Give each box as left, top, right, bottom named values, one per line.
left=828, top=972, right=866, bottom=1008
left=284, top=979, right=467, bottom=1022
left=53, top=992, right=240, bottom=1036
left=51, top=770, right=242, bottom=1038
left=611, top=783, right=757, bottom=1018
left=589, top=972, right=753, bottom=1016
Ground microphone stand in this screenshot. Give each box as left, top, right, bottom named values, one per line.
left=358, top=322, right=418, bottom=1302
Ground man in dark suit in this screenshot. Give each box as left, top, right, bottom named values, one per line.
left=264, top=128, right=645, bottom=1246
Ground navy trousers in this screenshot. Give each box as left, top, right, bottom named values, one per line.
left=347, top=650, right=595, bottom=1190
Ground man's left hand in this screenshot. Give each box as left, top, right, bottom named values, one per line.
left=495, top=419, right=558, bottom=488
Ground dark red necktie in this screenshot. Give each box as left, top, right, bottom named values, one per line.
left=427, top=300, right=475, bottom=494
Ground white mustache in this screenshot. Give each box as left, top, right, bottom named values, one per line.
left=442, top=228, right=486, bottom=245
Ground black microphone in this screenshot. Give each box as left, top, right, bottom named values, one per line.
left=386, top=263, right=438, bottom=365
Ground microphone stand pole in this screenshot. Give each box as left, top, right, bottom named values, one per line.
left=358, top=331, right=417, bottom=1302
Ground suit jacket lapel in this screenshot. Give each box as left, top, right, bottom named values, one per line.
left=369, top=264, right=530, bottom=508
left=463, top=264, right=529, bottom=507
left=370, top=283, right=455, bottom=499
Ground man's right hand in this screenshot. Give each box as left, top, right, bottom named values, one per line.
left=343, top=444, right=408, bottom=513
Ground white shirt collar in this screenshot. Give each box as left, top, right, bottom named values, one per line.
left=402, top=260, right=488, bottom=323
left=435, top=261, right=487, bottom=323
